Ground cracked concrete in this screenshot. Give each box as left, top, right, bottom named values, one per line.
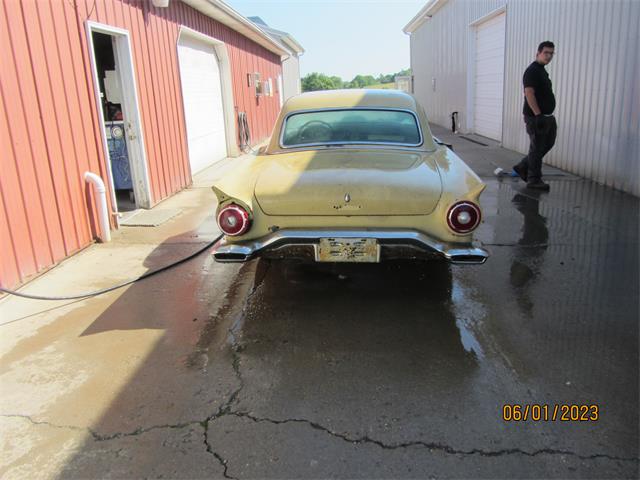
left=203, top=420, right=237, bottom=480
left=210, top=411, right=638, bottom=462
left=1, top=132, right=638, bottom=478
left=6, top=407, right=636, bottom=464
left=6, top=406, right=636, bottom=479
left=1, top=414, right=223, bottom=479
left=203, top=414, right=637, bottom=479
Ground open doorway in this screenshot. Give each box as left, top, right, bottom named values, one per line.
left=87, top=22, right=151, bottom=219
left=92, top=31, right=135, bottom=211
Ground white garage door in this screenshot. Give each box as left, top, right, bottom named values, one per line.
left=474, top=13, right=506, bottom=141
left=178, top=35, right=227, bottom=175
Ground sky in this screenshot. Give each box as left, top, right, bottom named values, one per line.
left=225, top=0, right=426, bottom=81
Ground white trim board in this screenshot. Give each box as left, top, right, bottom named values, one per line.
left=468, top=5, right=507, bottom=27
left=86, top=21, right=152, bottom=213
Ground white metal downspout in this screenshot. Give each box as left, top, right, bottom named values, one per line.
left=84, top=172, right=112, bottom=243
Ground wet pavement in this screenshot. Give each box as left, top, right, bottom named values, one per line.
left=1, top=129, right=638, bottom=479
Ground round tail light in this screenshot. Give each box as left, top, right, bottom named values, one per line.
left=217, top=204, right=251, bottom=236
left=447, top=201, right=481, bottom=234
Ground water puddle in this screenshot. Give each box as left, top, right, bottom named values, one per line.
left=451, top=279, right=486, bottom=359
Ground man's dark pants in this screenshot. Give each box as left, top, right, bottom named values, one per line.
left=515, top=115, right=557, bottom=182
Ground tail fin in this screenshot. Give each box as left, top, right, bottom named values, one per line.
left=467, top=182, right=486, bottom=203
left=211, top=185, right=231, bottom=203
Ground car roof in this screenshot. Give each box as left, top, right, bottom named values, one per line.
left=282, top=89, right=418, bottom=113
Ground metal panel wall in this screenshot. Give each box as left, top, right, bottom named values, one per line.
left=0, top=0, right=282, bottom=288
left=410, top=0, right=639, bottom=196
left=282, top=54, right=301, bottom=100
left=409, top=0, right=506, bottom=131
left=501, top=0, right=639, bottom=196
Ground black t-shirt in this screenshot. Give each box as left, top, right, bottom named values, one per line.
left=522, top=61, right=555, bottom=116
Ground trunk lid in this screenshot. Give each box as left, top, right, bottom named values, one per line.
left=254, top=150, right=442, bottom=216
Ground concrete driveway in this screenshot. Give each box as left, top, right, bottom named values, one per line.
left=1, top=129, right=638, bottom=479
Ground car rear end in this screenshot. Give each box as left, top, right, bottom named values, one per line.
left=211, top=90, right=488, bottom=265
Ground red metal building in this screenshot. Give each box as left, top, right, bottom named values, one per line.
left=1, top=0, right=288, bottom=288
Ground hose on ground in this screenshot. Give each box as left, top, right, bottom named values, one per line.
left=0, top=234, right=223, bottom=301
left=238, top=111, right=251, bottom=152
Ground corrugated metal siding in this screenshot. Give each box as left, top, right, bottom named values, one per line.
left=1, top=0, right=108, bottom=289
left=410, top=0, right=505, bottom=130
left=282, top=55, right=301, bottom=100
left=410, top=0, right=639, bottom=196
left=0, top=0, right=282, bottom=288
left=502, top=0, right=639, bottom=196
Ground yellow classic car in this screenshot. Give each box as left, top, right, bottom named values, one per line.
left=211, top=89, right=488, bottom=264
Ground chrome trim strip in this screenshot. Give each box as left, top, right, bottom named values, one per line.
left=278, top=107, right=424, bottom=149
left=270, top=144, right=432, bottom=154
left=211, top=229, right=488, bottom=264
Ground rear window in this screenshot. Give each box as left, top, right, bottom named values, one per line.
left=281, top=109, right=422, bottom=147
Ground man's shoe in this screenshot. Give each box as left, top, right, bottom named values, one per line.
left=526, top=180, right=550, bottom=191
left=513, top=164, right=528, bottom=182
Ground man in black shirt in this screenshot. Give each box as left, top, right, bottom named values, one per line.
left=513, top=41, right=556, bottom=191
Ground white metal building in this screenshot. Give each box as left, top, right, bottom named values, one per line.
left=250, top=17, right=305, bottom=104
left=404, top=0, right=639, bottom=196
left=395, top=75, right=412, bottom=93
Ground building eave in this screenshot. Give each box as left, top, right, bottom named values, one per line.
left=281, top=35, right=304, bottom=55
left=251, top=22, right=305, bottom=56
left=180, top=0, right=289, bottom=56
left=403, top=0, right=449, bottom=34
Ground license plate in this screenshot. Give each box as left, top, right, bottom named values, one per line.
left=315, top=238, right=380, bottom=263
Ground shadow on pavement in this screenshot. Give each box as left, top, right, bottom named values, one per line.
left=56, top=230, right=482, bottom=478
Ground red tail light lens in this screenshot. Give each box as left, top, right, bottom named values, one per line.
left=217, top=204, right=251, bottom=236
left=447, top=201, right=481, bottom=234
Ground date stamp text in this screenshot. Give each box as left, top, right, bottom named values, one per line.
left=502, top=404, right=599, bottom=422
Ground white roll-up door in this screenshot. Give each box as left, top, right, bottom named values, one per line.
left=178, top=35, right=227, bottom=175
left=474, top=13, right=506, bottom=141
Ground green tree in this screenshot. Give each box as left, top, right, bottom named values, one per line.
left=329, top=76, right=344, bottom=89
left=348, top=74, right=377, bottom=88
left=349, top=75, right=363, bottom=88
left=302, top=69, right=411, bottom=91
left=302, top=72, right=337, bottom=92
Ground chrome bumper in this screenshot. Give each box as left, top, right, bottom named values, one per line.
left=211, top=229, right=489, bottom=265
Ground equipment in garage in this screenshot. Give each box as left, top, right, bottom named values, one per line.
left=92, top=31, right=136, bottom=211
left=105, top=121, right=133, bottom=191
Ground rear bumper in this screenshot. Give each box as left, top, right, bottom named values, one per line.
left=211, top=229, right=488, bottom=265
